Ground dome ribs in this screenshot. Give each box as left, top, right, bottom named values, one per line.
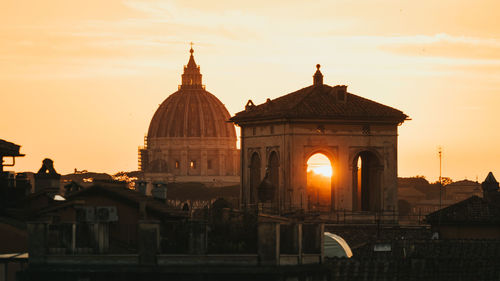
left=181, top=91, right=191, bottom=137
left=147, top=89, right=236, bottom=139
left=163, top=94, right=178, bottom=137
left=195, top=90, right=206, bottom=138
left=205, top=92, right=222, bottom=138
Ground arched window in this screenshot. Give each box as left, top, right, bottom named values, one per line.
left=268, top=151, right=279, bottom=202
left=249, top=153, right=261, bottom=205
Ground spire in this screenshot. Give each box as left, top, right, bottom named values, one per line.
left=187, top=42, right=197, bottom=68
left=181, top=43, right=202, bottom=89
left=313, top=64, right=323, bottom=86
left=484, top=172, right=498, bottom=184
left=482, top=172, right=499, bottom=198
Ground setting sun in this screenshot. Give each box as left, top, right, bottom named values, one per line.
left=307, top=154, right=333, bottom=177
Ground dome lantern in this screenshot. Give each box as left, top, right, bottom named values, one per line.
left=181, top=44, right=203, bottom=88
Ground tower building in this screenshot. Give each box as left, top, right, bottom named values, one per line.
left=231, top=65, right=408, bottom=217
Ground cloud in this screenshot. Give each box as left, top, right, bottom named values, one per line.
left=379, top=34, right=500, bottom=60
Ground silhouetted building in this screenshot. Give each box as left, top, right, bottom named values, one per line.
left=426, top=172, right=500, bottom=239
left=0, top=140, right=29, bottom=280
left=231, top=65, right=408, bottom=217
left=34, top=158, right=61, bottom=194
left=139, top=47, right=239, bottom=190
left=444, top=179, right=482, bottom=202
left=0, top=139, right=25, bottom=191
left=0, top=139, right=24, bottom=172
left=22, top=181, right=326, bottom=280
left=482, top=171, right=500, bottom=201
left=397, top=177, right=483, bottom=222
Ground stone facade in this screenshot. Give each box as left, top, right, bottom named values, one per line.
left=144, top=137, right=239, bottom=186
left=231, top=65, right=407, bottom=214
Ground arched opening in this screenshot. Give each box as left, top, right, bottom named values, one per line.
left=249, top=152, right=261, bottom=205
left=306, top=153, right=333, bottom=212
left=268, top=151, right=279, bottom=203
left=352, top=151, right=381, bottom=211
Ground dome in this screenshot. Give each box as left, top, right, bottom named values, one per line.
left=147, top=47, right=236, bottom=139
left=148, top=89, right=236, bottom=138
left=138, top=46, right=240, bottom=186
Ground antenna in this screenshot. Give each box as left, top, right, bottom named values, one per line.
left=438, top=146, right=442, bottom=185
left=438, top=146, right=443, bottom=211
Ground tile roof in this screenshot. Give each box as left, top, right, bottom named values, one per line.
left=425, top=195, right=500, bottom=225
left=230, top=84, right=408, bottom=124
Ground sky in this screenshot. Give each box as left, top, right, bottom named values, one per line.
left=1, top=0, right=499, bottom=182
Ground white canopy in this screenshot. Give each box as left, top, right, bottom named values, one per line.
left=324, top=232, right=353, bottom=258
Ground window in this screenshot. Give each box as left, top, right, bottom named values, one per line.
left=207, top=160, right=212, bottom=169
left=362, top=125, right=371, bottom=135
left=175, top=161, right=180, bottom=169
left=252, top=127, right=256, bottom=136
left=190, top=160, right=196, bottom=169
left=270, top=125, right=274, bottom=134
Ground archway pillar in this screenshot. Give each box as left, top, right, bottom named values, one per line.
left=348, top=147, right=387, bottom=213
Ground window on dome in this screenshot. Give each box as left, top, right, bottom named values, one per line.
left=175, top=161, right=180, bottom=169
left=190, top=160, right=196, bottom=169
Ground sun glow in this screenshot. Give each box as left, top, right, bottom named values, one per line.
left=307, top=154, right=333, bottom=177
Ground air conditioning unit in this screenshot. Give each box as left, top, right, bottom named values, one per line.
left=95, top=206, right=118, bottom=222
left=76, top=206, right=95, bottom=222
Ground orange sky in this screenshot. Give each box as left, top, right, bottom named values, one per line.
left=1, top=0, right=499, bottom=182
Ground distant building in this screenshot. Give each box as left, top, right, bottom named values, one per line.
left=444, top=179, right=482, bottom=202
left=34, top=158, right=61, bottom=194
left=139, top=47, right=239, bottom=189
left=398, top=177, right=484, bottom=221
left=426, top=172, right=500, bottom=239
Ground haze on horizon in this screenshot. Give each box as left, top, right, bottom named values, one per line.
left=1, top=0, right=499, bottom=182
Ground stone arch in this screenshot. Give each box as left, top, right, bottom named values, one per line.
left=304, top=147, right=337, bottom=211
left=249, top=152, right=261, bottom=205
left=268, top=151, right=280, bottom=204
left=352, top=150, right=383, bottom=211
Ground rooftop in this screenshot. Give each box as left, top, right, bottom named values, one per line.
left=231, top=66, right=408, bottom=124
left=426, top=195, right=500, bottom=225
left=0, top=139, right=24, bottom=157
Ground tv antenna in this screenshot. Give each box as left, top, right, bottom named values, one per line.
left=438, top=146, right=442, bottom=185
left=438, top=146, right=443, bottom=210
